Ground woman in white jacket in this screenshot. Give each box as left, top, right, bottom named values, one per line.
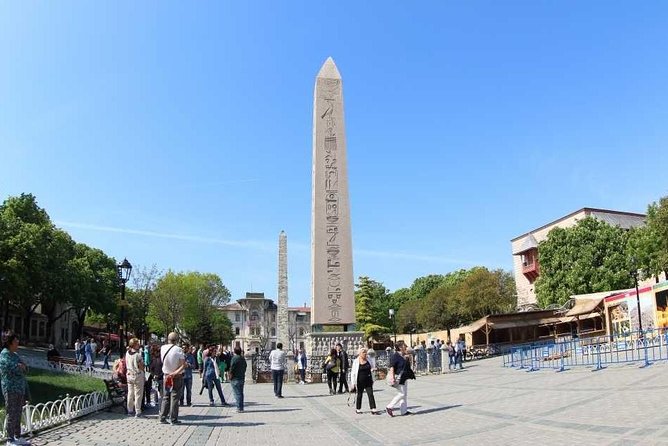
left=350, top=347, right=380, bottom=415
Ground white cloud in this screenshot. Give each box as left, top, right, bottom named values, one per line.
left=55, top=221, right=273, bottom=251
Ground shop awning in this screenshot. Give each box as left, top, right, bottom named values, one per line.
left=565, top=297, right=603, bottom=317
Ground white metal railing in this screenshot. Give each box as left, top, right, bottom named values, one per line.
left=1, top=391, right=111, bottom=440
left=23, top=357, right=114, bottom=380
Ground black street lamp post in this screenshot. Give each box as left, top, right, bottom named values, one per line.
left=389, top=308, right=397, bottom=346
left=117, top=258, right=132, bottom=361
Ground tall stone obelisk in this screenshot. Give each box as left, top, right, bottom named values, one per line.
left=277, top=231, right=289, bottom=350
left=311, top=57, right=355, bottom=330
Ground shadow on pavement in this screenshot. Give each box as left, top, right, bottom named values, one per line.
left=180, top=415, right=230, bottom=421
left=193, top=422, right=265, bottom=428
left=415, top=404, right=462, bottom=415
left=245, top=408, right=301, bottom=413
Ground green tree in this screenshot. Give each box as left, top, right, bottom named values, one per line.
left=355, top=276, right=388, bottom=340
left=408, top=275, right=446, bottom=301
left=535, top=217, right=634, bottom=307
left=396, top=299, right=422, bottom=333
left=629, top=197, right=668, bottom=280
left=451, top=268, right=516, bottom=323
left=67, top=243, right=119, bottom=341
left=148, top=271, right=232, bottom=345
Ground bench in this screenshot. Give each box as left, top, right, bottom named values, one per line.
left=48, top=356, right=79, bottom=366
left=103, top=379, right=128, bottom=413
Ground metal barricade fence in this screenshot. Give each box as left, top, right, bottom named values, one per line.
left=502, top=328, right=668, bottom=371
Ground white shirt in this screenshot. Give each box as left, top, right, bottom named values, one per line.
left=297, top=353, right=305, bottom=370
left=125, top=349, right=144, bottom=378
left=269, top=349, right=286, bottom=370
left=161, top=344, right=185, bottom=375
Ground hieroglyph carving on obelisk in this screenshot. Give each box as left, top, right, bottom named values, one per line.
left=311, top=57, right=355, bottom=327
left=277, top=231, right=289, bottom=349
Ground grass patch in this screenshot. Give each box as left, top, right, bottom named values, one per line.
left=1, top=368, right=106, bottom=408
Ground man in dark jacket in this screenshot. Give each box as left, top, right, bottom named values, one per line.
left=336, top=343, right=350, bottom=394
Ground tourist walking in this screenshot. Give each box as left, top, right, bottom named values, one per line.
left=336, top=343, right=350, bottom=393
left=125, top=338, right=146, bottom=417
left=269, top=342, right=286, bottom=398
left=180, top=344, right=195, bottom=406
left=446, top=340, right=455, bottom=371
left=84, top=338, right=94, bottom=369
left=74, top=338, right=81, bottom=363
left=0, top=332, right=31, bottom=446
left=228, top=346, right=247, bottom=412
left=385, top=343, right=416, bottom=417
left=204, top=345, right=228, bottom=406
left=324, top=348, right=340, bottom=395
left=197, top=345, right=204, bottom=374
left=350, top=347, right=380, bottom=415
left=455, top=337, right=465, bottom=369
left=296, top=348, right=307, bottom=384
left=159, top=332, right=185, bottom=425
left=101, top=341, right=112, bottom=369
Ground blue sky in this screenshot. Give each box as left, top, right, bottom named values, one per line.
left=2, top=2, right=667, bottom=306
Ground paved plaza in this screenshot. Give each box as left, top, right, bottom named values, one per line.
left=29, top=357, right=668, bottom=446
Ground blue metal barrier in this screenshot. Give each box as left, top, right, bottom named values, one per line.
left=502, top=329, right=668, bottom=371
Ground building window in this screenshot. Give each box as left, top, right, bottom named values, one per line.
left=31, top=320, right=38, bottom=337
left=235, top=313, right=240, bottom=322
left=251, top=311, right=259, bottom=322
left=39, top=321, right=46, bottom=338
left=271, top=342, right=276, bottom=350
left=271, top=314, right=276, bottom=323
left=299, top=327, right=305, bottom=336
left=296, top=315, right=305, bottom=322
left=235, top=327, right=240, bottom=336
left=271, top=328, right=276, bottom=336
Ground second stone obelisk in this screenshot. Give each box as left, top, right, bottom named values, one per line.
left=311, top=57, right=355, bottom=329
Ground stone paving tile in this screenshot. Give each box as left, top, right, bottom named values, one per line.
left=27, top=357, right=668, bottom=445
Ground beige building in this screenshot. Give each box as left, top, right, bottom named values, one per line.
left=220, top=292, right=311, bottom=353
left=511, top=208, right=646, bottom=307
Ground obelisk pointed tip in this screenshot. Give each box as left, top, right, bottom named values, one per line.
left=317, top=57, right=341, bottom=79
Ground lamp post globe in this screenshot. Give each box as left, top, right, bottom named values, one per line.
left=117, top=258, right=133, bottom=362
left=388, top=308, right=397, bottom=346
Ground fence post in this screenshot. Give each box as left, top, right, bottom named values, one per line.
left=23, top=403, right=33, bottom=438
left=65, top=394, right=73, bottom=423
left=527, top=346, right=539, bottom=372
left=441, top=345, right=448, bottom=372
left=244, top=352, right=254, bottom=384
left=519, top=348, right=526, bottom=370
left=594, top=345, right=604, bottom=371
left=642, top=331, right=651, bottom=368
left=557, top=342, right=566, bottom=372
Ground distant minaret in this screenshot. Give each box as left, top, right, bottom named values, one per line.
left=277, top=231, right=289, bottom=350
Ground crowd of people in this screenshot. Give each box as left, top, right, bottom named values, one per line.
left=110, top=332, right=248, bottom=424
left=0, top=329, right=440, bottom=446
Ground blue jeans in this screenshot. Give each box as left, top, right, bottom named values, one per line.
left=206, top=377, right=225, bottom=404
left=272, top=370, right=284, bottom=396
left=448, top=355, right=456, bottom=370
left=180, top=377, right=192, bottom=405
left=231, top=379, right=244, bottom=411
left=103, top=355, right=110, bottom=369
